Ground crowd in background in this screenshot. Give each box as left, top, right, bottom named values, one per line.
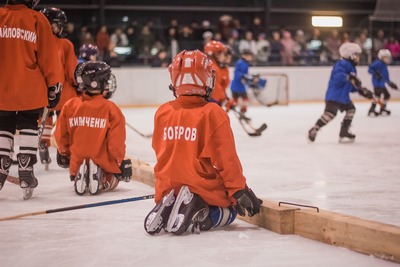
left=64, top=14, right=400, bottom=68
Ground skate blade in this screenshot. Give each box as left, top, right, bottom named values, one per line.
left=145, top=190, right=175, bottom=234
left=44, top=163, right=49, bottom=171
left=339, top=137, right=355, bottom=144
left=23, top=188, right=34, bottom=200
left=166, top=186, right=192, bottom=233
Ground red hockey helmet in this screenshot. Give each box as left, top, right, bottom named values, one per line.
left=204, top=40, right=227, bottom=57
left=168, top=50, right=215, bottom=99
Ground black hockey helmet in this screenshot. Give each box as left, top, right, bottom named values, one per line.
left=74, top=61, right=117, bottom=99
left=79, top=44, right=99, bottom=61
left=40, top=7, right=67, bottom=38
left=7, top=0, right=40, bottom=8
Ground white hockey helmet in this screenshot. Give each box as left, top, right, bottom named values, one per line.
left=377, top=49, right=392, bottom=61
left=339, top=42, right=362, bottom=60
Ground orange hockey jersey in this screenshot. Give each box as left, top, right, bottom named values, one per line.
left=152, top=96, right=246, bottom=207
left=0, top=4, right=63, bottom=111
left=55, top=94, right=126, bottom=176
left=53, top=36, right=78, bottom=111
left=210, top=61, right=230, bottom=104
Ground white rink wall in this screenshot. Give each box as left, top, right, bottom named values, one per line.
left=111, top=66, right=400, bottom=106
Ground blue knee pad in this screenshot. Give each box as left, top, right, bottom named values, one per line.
left=208, top=206, right=237, bottom=228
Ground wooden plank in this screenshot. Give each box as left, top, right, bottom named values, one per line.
left=238, top=200, right=297, bottom=234
left=294, top=209, right=400, bottom=263
left=127, top=157, right=400, bottom=263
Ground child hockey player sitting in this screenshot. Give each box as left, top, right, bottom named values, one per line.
left=144, top=50, right=262, bottom=235
left=368, top=49, right=398, bottom=116
left=308, top=42, right=374, bottom=143
left=55, top=61, right=132, bottom=195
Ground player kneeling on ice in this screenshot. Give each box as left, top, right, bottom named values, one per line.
left=144, top=50, right=262, bottom=235
left=367, top=49, right=398, bottom=116
left=54, top=61, right=132, bottom=195
left=308, top=43, right=375, bottom=143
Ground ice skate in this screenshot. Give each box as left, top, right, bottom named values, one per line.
left=18, top=154, right=38, bottom=200
left=88, top=159, right=103, bottom=195
left=39, top=141, right=51, bottom=171
left=144, top=189, right=175, bottom=235
left=308, top=126, right=318, bottom=142
left=368, top=104, right=379, bottom=117
left=379, top=106, right=391, bottom=116
left=166, top=185, right=209, bottom=235
left=339, top=123, right=356, bottom=144
left=0, top=156, right=12, bottom=191
left=74, top=161, right=88, bottom=195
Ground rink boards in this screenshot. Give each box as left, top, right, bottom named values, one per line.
left=129, top=157, right=400, bottom=264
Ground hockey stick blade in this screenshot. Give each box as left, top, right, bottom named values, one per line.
left=248, top=123, right=267, bottom=136
left=126, top=122, right=153, bottom=138
left=0, top=194, right=155, bottom=221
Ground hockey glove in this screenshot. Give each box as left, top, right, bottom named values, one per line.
left=358, top=87, right=374, bottom=99
left=116, top=159, right=132, bottom=182
left=388, top=81, right=398, bottom=90
left=348, top=73, right=362, bottom=88
left=56, top=151, right=70, bottom=169
left=233, top=185, right=263, bottom=217
left=47, top=82, right=62, bottom=108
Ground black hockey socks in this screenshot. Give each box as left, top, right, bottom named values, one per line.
left=0, top=155, right=12, bottom=190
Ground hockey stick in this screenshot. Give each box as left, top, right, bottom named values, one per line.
left=126, top=122, right=153, bottom=138
left=0, top=194, right=155, bottom=221
left=6, top=174, right=19, bottom=185
left=230, top=108, right=267, bottom=137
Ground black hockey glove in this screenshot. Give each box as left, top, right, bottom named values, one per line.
left=388, top=81, right=398, bottom=90
left=233, top=185, right=263, bottom=217
left=358, top=87, right=374, bottom=99
left=347, top=73, right=362, bottom=88
left=56, top=151, right=70, bottom=169
left=48, top=82, right=62, bottom=108
left=116, top=159, right=132, bottom=182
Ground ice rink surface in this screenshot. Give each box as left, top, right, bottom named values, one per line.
left=1, top=101, right=399, bottom=267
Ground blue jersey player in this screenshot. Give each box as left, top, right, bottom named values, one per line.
left=368, top=49, right=398, bottom=116
left=308, top=43, right=374, bottom=143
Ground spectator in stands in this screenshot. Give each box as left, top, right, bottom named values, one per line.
left=341, top=31, right=351, bottom=43
left=324, top=29, right=341, bottom=63
left=200, top=20, right=213, bottom=40
left=232, top=18, right=245, bottom=40
left=269, top=31, right=282, bottom=65
left=138, top=24, right=156, bottom=64
left=307, top=28, right=324, bottom=64
left=190, top=20, right=202, bottom=41
left=227, top=29, right=240, bottom=62
left=218, top=15, right=234, bottom=41
left=165, top=19, right=179, bottom=41
left=239, top=30, right=257, bottom=55
left=179, top=25, right=195, bottom=51
left=214, top=32, right=223, bottom=42
left=354, top=30, right=370, bottom=65
left=256, top=33, right=270, bottom=65
left=111, top=27, right=128, bottom=47
left=126, top=25, right=138, bottom=63
left=166, top=27, right=179, bottom=60
left=293, top=29, right=310, bottom=65
left=372, top=29, right=387, bottom=59
left=202, top=31, right=213, bottom=47
left=151, top=50, right=170, bottom=67
left=384, top=36, right=400, bottom=63
left=79, top=25, right=94, bottom=46
left=103, top=42, right=121, bottom=67
left=65, top=21, right=80, bottom=56
left=96, top=25, right=111, bottom=57
left=280, top=30, right=296, bottom=65
left=250, top=17, right=265, bottom=38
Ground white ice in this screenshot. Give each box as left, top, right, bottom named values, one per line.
left=1, top=102, right=399, bottom=267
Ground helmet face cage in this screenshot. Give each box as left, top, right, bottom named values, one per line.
left=41, top=8, right=68, bottom=38
left=8, top=0, right=39, bottom=8
left=104, top=73, right=117, bottom=99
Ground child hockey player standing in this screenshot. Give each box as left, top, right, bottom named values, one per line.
left=204, top=40, right=230, bottom=106
left=230, top=49, right=255, bottom=117
left=0, top=0, right=63, bottom=198
left=368, top=49, right=398, bottom=116
left=39, top=7, right=78, bottom=168
left=55, top=61, right=132, bottom=195
left=308, top=42, right=374, bottom=143
left=144, top=50, right=262, bottom=235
